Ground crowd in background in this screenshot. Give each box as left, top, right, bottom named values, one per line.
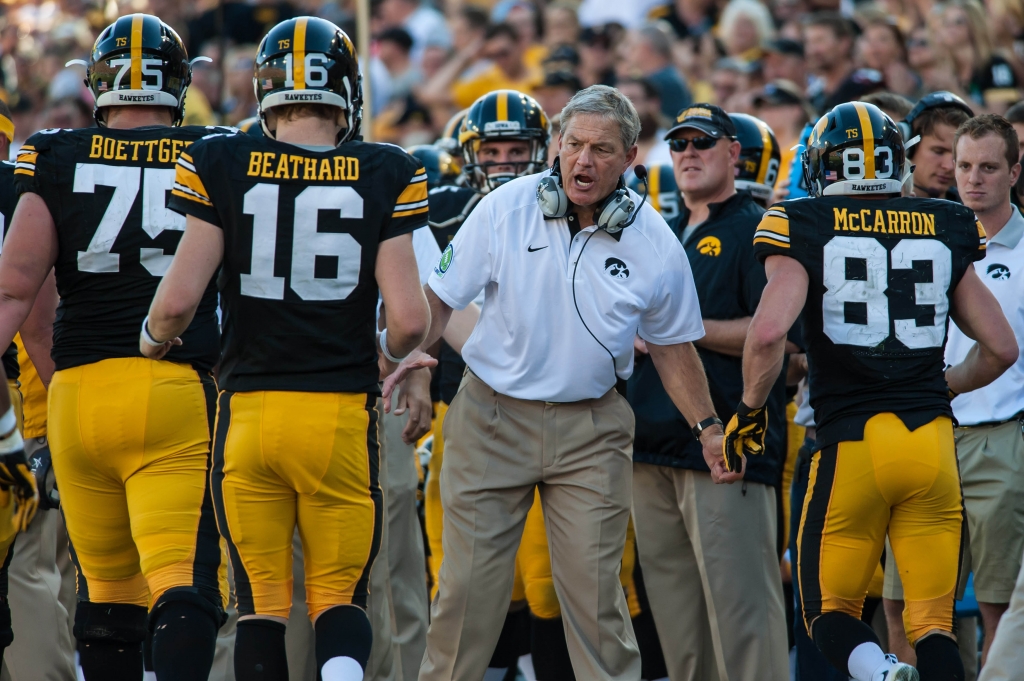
left=0, top=0, right=1021, bottom=157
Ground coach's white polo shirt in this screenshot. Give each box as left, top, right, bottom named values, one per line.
left=946, top=207, right=1024, bottom=425
left=427, top=172, right=704, bottom=402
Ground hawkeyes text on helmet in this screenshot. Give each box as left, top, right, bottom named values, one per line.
left=803, top=101, right=906, bottom=197
left=730, top=113, right=781, bottom=205
left=75, top=14, right=195, bottom=127
left=254, top=17, right=363, bottom=143
left=459, top=90, right=550, bottom=193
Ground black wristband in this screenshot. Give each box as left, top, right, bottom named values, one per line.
left=692, top=416, right=724, bottom=441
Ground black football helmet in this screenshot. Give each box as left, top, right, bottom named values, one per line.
left=899, top=91, right=974, bottom=145
left=803, top=102, right=906, bottom=197
left=407, top=145, right=460, bottom=189
left=254, top=17, right=362, bottom=143
left=459, top=90, right=550, bottom=193
left=729, top=113, right=781, bottom=205
left=437, top=108, right=469, bottom=156
left=77, top=14, right=193, bottom=126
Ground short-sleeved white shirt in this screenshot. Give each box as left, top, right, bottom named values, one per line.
left=427, top=172, right=705, bottom=402
left=946, top=208, right=1024, bottom=425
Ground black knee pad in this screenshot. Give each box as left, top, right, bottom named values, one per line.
left=916, top=633, right=964, bottom=681
left=149, top=587, right=226, bottom=632
left=74, top=601, right=148, bottom=644
left=314, top=604, right=373, bottom=671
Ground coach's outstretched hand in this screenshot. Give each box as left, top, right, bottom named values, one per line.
left=702, top=431, right=744, bottom=484
left=381, top=349, right=438, bottom=414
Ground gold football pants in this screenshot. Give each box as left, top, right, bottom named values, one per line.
left=48, top=358, right=225, bottom=608
left=212, top=390, right=382, bottom=621
left=797, top=413, right=964, bottom=645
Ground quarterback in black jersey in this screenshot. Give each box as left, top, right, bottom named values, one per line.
left=729, top=102, right=1017, bottom=681
left=146, top=17, right=430, bottom=681
left=0, top=15, right=229, bottom=681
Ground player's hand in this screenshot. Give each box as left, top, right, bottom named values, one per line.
left=0, top=446, right=40, bottom=532
left=139, top=334, right=182, bottom=360
left=381, top=350, right=438, bottom=413
left=700, top=429, right=744, bottom=483
left=634, top=335, right=649, bottom=356
left=722, top=402, right=768, bottom=475
left=28, top=442, right=59, bottom=510
left=394, top=367, right=433, bottom=444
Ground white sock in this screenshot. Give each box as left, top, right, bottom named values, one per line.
left=483, top=668, right=510, bottom=681
left=848, top=641, right=891, bottom=681
left=320, top=656, right=364, bottom=681
left=143, top=673, right=158, bottom=681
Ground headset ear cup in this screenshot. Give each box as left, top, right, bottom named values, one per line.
left=898, top=121, right=916, bottom=158
left=596, top=189, right=635, bottom=233
left=536, top=175, right=569, bottom=218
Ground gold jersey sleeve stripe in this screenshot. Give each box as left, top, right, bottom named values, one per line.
left=392, top=205, right=429, bottom=218
left=395, top=180, right=428, bottom=206
left=758, top=213, right=790, bottom=237
left=173, top=162, right=212, bottom=204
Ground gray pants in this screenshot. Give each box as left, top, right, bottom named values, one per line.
left=979, top=546, right=1024, bottom=681
left=632, top=463, right=789, bottom=681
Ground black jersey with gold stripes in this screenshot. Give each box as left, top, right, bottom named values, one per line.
left=167, top=132, right=428, bottom=394
left=753, top=195, right=986, bottom=448
left=13, top=126, right=226, bottom=372
left=0, top=161, right=19, bottom=380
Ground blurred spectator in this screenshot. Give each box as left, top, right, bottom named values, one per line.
left=718, top=0, right=776, bottom=62
left=857, top=14, right=920, bottom=97
left=543, top=44, right=580, bottom=74
left=494, top=1, right=548, bottom=72
left=753, top=79, right=815, bottom=189
left=860, top=91, right=914, bottom=120
left=1007, top=101, right=1024, bottom=155
left=544, top=3, right=580, bottom=47
left=710, top=57, right=753, bottom=106
left=938, top=0, right=1021, bottom=112
left=221, top=44, right=259, bottom=126
left=378, top=27, right=420, bottom=103
left=579, top=24, right=620, bottom=87
left=186, top=1, right=300, bottom=57
left=646, top=0, right=717, bottom=41
left=190, top=41, right=223, bottom=118
left=377, top=0, right=451, bottom=66
left=576, top=0, right=663, bottom=30
left=618, top=76, right=672, bottom=168
left=626, top=25, right=693, bottom=119
left=762, top=38, right=807, bottom=87
left=804, top=11, right=885, bottom=112
left=532, top=70, right=581, bottom=121
left=907, top=25, right=963, bottom=94
left=41, top=96, right=91, bottom=130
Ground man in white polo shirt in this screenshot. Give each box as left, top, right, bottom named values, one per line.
left=381, top=84, right=734, bottom=681
left=948, top=114, right=1024, bottom=667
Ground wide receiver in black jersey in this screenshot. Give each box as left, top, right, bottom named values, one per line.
left=0, top=15, right=231, bottom=681
left=727, top=102, right=1018, bottom=681
left=145, top=17, right=430, bottom=681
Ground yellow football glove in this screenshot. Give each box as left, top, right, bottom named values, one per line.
left=722, top=402, right=768, bottom=473
left=0, top=444, right=39, bottom=532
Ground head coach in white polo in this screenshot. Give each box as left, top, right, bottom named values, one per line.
left=381, top=85, right=736, bottom=681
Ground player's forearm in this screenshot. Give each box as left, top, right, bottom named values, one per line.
left=947, top=341, right=1019, bottom=395
left=647, top=341, right=719, bottom=426
left=19, top=270, right=57, bottom=387
left=741, top=316, right=787, bottom=408
left=694, top=317, right=751, bottom=357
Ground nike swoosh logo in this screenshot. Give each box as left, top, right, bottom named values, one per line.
left=527, top=245, right=548, bottom=252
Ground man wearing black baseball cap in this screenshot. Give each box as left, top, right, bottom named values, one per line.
left=629, top=103, right=792, bottom=680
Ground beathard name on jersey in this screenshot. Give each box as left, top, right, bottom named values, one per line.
left=832, top=206, right=938, bottom=236
left=245, top=150, right=360, bottom=182
left=89, top=134, right=193, bottom=165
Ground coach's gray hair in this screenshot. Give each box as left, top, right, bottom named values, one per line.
left=559, top=85, right=641, bottom=153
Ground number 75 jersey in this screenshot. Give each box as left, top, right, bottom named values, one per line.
left=753, top=195, right=987, bottom=448
left=167, top=131, right=427, bottom=395
left=14, top=126, right=229, bottom=372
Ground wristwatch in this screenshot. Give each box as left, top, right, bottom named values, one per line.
left=691, top=416, right=724, bottom=441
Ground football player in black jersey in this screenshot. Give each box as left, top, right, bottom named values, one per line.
left=0, top=15, right=232, bottom=681
left=145, top=17, right=430, bottom=681
left=731, top=112, right=782, bottom=209
left=727, top=102, right=1018, bottom=681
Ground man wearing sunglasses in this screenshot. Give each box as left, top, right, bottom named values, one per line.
left=628, top=104, right=792, bottom=680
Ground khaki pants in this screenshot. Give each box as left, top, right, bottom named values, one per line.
left=1, top=437, right=76, bottom=681
left=979, top=547, right=1024, bottom=681
left=420, top=372, right=640, bottom=681
left=631, top=463, right=789, bottom=681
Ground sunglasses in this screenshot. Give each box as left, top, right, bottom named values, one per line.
left=669, top=136, right=724, bottom=152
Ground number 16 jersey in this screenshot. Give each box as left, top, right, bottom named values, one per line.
left=167, top=131, right=427, bottom=394
left=14, top=126, right=226, bottom=372
left=753, top=195, right=987, bottom=449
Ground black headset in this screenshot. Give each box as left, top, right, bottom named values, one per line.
left=899, top=91, right=975, bottom=158
left=536, top=159, right=649, bottom=233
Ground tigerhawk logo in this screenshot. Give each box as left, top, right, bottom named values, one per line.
left=697, top=236, right=721, bottom=256
left=604, top=257, right=629, bottom=279
left=987, top=264, right=1010, bottom=280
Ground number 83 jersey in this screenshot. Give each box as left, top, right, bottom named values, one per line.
left=167, top=132, right=427, bottom=394
left=14, top=126, right=227, bottom=372
left=754, top=195, right=987, bottom=449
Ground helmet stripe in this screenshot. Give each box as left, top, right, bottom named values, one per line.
left=294, top=17, right=308, bottom=88
left=853, top=102, right=876, bottom=180
left=648, top=165, right=661, bottom=213
left=756, top=121, right=773, bottom=185
left=130, top=14, right=144, bottom=90
left=497, top=90, right=508, bottom=122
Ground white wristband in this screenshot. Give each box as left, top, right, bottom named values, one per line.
left=379, top=328, right=407, bottom=363
left=0, top=405, right=15, bottom=438
left=140, top=316, right=165, bottom=347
